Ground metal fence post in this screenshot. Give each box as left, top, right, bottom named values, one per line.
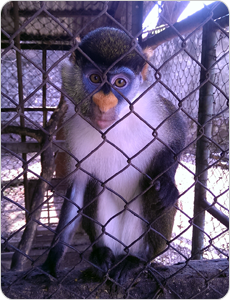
left=192, top=20, right=217, bottom=259
left=13, top=1, right=30, bottom=221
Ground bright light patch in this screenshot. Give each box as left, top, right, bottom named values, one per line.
left=178, top=1, right=215, bottom=22
left=143, top=2, right=161, bottom=32
left=142, top=1, right=216, bottom=34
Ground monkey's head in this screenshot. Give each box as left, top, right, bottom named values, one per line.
left=61, top=27, right=146, bottom=130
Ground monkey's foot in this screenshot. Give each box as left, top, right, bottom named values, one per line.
left=40, top=260, right=58, bottom=279
left=109, top=255, right=145, bottom=284
left=89, top=246, right=115, bottom=279
left=89, top=247, right=145, bottom=284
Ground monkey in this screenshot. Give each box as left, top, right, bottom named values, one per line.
left=42, top=27, right=186, bottom=282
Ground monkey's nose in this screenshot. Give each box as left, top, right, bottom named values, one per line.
left=92, top=91, right=118, bottom=113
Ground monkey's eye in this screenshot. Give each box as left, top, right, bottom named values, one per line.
left=89, top=74, right=102, bottom=84
left=114, top=78, right=126, bottom=88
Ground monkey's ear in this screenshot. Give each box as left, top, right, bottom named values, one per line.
left=141, top=47, right=154, bottom=81
left=143, top=47, right=154, bottom=58
left=69, top=36, right=83, bottom=65
left=69, top=49, right=84, bottom=66
left=141, top=63, right=148, bottom=81
left=69, top=52, right=76, bottom=64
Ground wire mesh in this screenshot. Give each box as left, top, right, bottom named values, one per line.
left=1, top=1, right=229, bottom=298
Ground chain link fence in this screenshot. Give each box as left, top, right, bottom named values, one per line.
left=1, top=1, right=229, bottom=298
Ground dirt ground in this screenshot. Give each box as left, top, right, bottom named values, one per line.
left=1, top=259, right=228, bottom=299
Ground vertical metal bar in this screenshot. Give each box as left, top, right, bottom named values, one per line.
left=13, top=1, right=29, bottom=221
left=192, top=21, right=216, bottom=259
left=42, top=49, right=47, bottom=126
left=132, top=1, right=143, bottom=40
left=42, top=49, right=49, bottom=224
left=72, top=1, right=79, bottom=37
left=126, top=2, right=128, bottom=30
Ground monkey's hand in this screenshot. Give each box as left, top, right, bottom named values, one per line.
left=109, top=255, right=145, bottom=284
left=152, top=174, right=179, bottom=211
left=89, top=246, right=115, bottom=279
left=87, top=249, right=144, bottom=284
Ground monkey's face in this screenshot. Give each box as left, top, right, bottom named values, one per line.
left=62, top=28, right=146, bottom=130
left=80, top=64, right=142, bottom=130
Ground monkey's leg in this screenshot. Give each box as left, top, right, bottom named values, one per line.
left=143, top=175, right=178, bottom=258
left=42, top=183, right=82, bottom=277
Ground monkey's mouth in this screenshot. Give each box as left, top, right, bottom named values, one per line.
left=91, top=105, right=117, bottom=130
left=94, top=118, right=116, bottom=130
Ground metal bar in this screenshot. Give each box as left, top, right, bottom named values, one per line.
left=13, top=1, right=29, bottom=221
left=42, top=49, right=47, bottom=126
left=2, top=107, right=56, bottom=112
left=10, top=8, right=104, bottom=18
left=191, top=20, right=217, bottom=260
left=200, top=199, right=229, bottom=229
left=1, top=42, right=72, bottom=51
left=132, top=1, right=143, bottom=40
left=2, top=141, right=66, bottom=154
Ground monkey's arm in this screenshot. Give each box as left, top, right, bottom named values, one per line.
left=42, top=183, right=83, bottom=277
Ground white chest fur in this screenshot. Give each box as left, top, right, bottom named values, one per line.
left=64, top=91, right=167, bottom=256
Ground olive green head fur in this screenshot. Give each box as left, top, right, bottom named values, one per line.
left=73, top=27, right=145, bottom=74
left=61, top=60, right=90, bottom=112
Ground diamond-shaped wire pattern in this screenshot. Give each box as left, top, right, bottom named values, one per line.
left=1, top=1, right=229, bottom=298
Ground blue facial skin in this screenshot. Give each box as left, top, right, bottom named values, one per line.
left=82, top=64, right=136, bottom=113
